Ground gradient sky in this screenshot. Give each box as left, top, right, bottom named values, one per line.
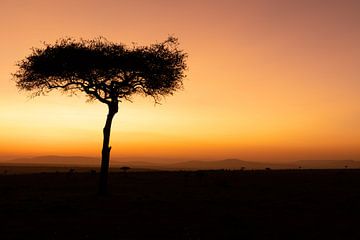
left=1, top=0, right=360, bottom=162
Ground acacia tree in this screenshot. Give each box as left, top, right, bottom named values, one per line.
left=14, top=36, right=187, bottom=195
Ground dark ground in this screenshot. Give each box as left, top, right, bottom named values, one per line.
left=1, top=169, right=360, bottom=240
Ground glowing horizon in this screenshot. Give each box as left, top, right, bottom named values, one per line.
left=1, top=0, right=360, bottom=162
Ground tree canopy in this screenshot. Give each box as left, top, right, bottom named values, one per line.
left=14, top=36, right=187, bottom=105
left=13, top=36, right=187, bottom=194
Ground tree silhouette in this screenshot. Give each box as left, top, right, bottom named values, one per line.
left=120, top=166, right=131, bottom=173
left=14, top=36, right=187, bottom=195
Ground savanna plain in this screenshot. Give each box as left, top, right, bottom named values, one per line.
left=1, top=167, right=360, bottom=240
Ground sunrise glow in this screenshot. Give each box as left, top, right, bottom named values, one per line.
left=1, top=0, right=360, bottom=162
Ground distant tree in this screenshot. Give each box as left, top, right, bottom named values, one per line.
left=13, top=36, right=187, bottom=195
left=90, top=169, right=97, bottom=176
left=120, top=166, right=131, bottom=173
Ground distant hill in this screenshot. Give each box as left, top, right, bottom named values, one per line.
left=163, top=159, right=294, bottom=170
left=7, top=155, right=158, bottom=167
left=4, top=157, right=293, bottom=170
left=294, top=160, right=360, bottom=169
left=8, top=155, right=100, bottom=166
left=4, top=156, right=360, bottom=170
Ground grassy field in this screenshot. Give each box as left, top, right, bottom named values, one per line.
left=1, top=169, right=360, bottom=239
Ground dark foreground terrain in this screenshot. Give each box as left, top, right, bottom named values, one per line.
left=1, top=169, right=360, bottom=240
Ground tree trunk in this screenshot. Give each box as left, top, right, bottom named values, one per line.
left=98, top=103, right=118, bottom=195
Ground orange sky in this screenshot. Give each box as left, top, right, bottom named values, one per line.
left=1, top=0, right=360, bottom=162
